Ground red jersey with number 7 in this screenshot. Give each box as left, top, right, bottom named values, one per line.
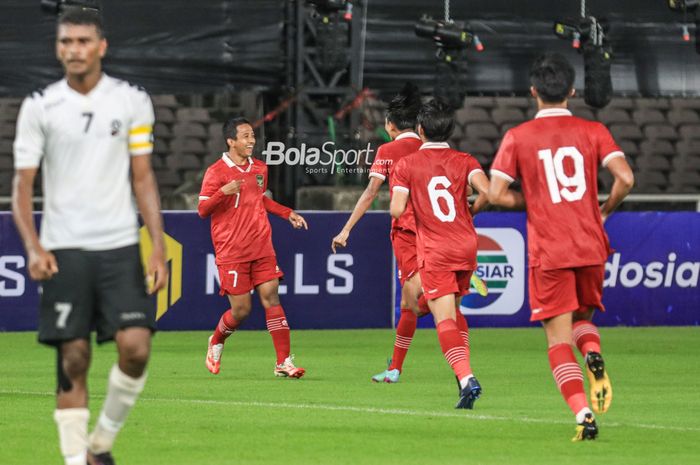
left=392, top=142, right=484, bottom=271
left=490, top=108, right=624, bottom=270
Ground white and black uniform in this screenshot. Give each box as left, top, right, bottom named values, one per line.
left=14, top=74, right=157, bottom=344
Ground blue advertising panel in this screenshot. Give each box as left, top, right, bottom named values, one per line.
left=1, top=211, right=698, bottom=331
left=402, top=212, right=699, bottom=328
left=0, top=211, right=393, bottom=332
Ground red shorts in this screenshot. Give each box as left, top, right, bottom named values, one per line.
left=217, top=256, right=284, bottom=296
left=419, top=268, right=473, bottom=300
left=528, top=264, right=605, bottom=321
left=391, top=228, right=418, bottom=286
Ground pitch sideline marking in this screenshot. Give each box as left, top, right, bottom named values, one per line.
left=3, top=389, right=699, bottom=433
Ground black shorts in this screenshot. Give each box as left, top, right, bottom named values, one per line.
left=38, top=244, right=156, bottom=346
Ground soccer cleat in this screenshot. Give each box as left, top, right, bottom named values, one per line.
left=205, top=335, right=224, bottom=375
left=371, top=359, right=400, bottom=383
left=88, top=451, right=116, bottom=465
left=455, top=376, right=482, bottom=409
left=274, top=355, right=305, bottom=378
left=571, top=413, right=598, bottom=442
left=585, top=351, right=612, bottom=413
left=470, top=274, right=489, bottom=297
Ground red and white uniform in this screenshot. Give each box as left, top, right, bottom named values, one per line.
left=369, top=132, right=422, bottom=285
left=199, top=153, right=292, bottom=295
left=491, top=108, right=624, bottom=319
left=392, top=142, right=484, bottom=299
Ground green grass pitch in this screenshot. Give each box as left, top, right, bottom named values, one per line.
left=1, top=327, right=699, bottom=464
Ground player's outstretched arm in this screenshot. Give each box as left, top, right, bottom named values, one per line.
left=488, top=176, right=525, bottom=209
left=263, top=195, right=292, bottom=219
left=331, top=177, right=383, bottom=253
left=600, top=156, right=634, bottom=223
left=131, top=155, right=168, bottom=294
left=11, top=168, right=58, bottom=280
left=469, top=171, right=490, bottom=216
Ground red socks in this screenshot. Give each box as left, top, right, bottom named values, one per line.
left=211, top=309, right=241, bottom=345
left=265, top=305, right=291, bottom=365
left=455, top=312, right=470, bottom=348
left=436, top=319, right=472, bottom=380
left=573, top=321, right=602, bottom=356
left=388, top=309, right=417, bottom=372
left=548, top=343, right=588, bottom=415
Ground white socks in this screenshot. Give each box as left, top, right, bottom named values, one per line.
left=576, top=407, right=594, bottom=424
left=54, top=408, right=89, bottom=465
left=88, top=365, right=147, bottom=454
left=459, top=374, right=474, bottom=390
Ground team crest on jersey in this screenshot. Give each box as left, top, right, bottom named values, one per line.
left=256, top=174, right=264, bottom=189
left=110, top=120, right=122, bottom=136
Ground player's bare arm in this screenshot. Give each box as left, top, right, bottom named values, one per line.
left=600, top=156, right=634, bottom=223
left=11, top=168, right=58, bottom=280
left=488, top=176, right=525, bottom=209
left=131, top=155, right=168, bottom=294
left=390, top=189, right=408, bottom=219
left=332, top=176, right=383, bottom=253
left=469, top=171, right=490, bottom=216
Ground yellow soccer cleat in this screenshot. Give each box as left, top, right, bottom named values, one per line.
left=470, top=274, right=489, bottom=297
left=585, top=351, right=613, bottom=413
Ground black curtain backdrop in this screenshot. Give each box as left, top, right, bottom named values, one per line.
left=1, top=0, right=698, bottom=96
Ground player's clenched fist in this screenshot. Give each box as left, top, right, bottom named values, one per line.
left=220, top=179, right=244, bottom=195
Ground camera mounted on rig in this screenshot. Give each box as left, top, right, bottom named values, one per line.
left=415, top=15, right=483, bottom=63
left=41, top=0, right=100, bottom=14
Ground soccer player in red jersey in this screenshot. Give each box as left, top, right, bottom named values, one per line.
left=488, top=53, right=634, bottom=440
left=391, top=99, right=490, bottom=408
left=199, top=117, right=308, bottom=378
left=332, top=84, right=423, bottom=382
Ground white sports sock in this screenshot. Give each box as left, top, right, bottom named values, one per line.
left=54, top=408, right=89, bottom=465
left=459, top=374, right=474, bottom=390
left=88, top=365, right=147, bottom=454
left=576, top=407, right=594, bottom=424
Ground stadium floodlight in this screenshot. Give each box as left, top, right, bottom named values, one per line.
left=40, top=0, right=100, bottom=14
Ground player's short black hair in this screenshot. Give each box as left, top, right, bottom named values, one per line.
left=386, top=82, right=422, bottom=130
left=417, top=99, right=455, bottom=142
left=57, top=7, right=104, bottom=37
left=223, top=117, right=252, bottom=142
left=529, top=52, right=575, bottom=104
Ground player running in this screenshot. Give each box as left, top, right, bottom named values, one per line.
left=488, top=53, right=634, bottom=440
left=199, top=117, right=308, bottom=378
left=391, top=99, right=490, bottom=408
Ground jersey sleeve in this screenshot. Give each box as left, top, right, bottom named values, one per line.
left=466, top=155, right=485, bottom=187
left=368, top=144, right=390, bottom=181
left=594, top=122, right=625, bottom=167
left=490, top=130, right=518, bottom=183
left=127, top=87, right=155, bottom=156
left=197, top=166, right=226, bottom=218
left=13, top=95, right=45, bottom=169
left=391, top=157, right=411, bottom=194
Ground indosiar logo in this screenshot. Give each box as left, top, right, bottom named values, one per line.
left=461, top=228, right=525, bottom=316
left=139, top=227, right=182, bottom=320
left=604, top=252, right=699, bottom=288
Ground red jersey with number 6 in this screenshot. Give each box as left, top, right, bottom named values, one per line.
left=392, top=142, right=484, bottom=271
left=490, top=108, right=624, bottom=270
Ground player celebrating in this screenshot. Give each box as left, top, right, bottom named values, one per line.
left=12, top=9, right=168, bottom=465
left=391, top=99, right=490, bottom=408
left=488, top=53, right=634, bottom=440
left=331, top=83, right=427, bottom=383
left=200, top=117, right=308, bottom=378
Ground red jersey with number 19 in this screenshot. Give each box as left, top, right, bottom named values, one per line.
left=392, top=142, right=484, bottom=271
left=490, top=108, right=624, bottom=270
left=369, top=131, right=422, bottom=232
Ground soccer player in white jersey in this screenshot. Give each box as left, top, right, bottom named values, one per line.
left=11, top=9, right=167, bottom=465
